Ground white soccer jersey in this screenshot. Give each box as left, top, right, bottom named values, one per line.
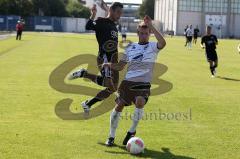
left=186, top=28, right=193, bottom=37
left=121, top=42, right=161, bottom=83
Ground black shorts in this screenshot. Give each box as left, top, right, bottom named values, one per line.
left=97, top=53, right=119, bottom=85
left=206, top=51, right=218, bottom=61
left=17, top=30, right=22, bottom=36
left=194, top=35, right=198, bottom=39
left=122, top=34, right=126, bottom=38
left=116, top=80, right=151, bottom=106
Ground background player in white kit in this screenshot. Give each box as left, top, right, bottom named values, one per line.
left=102, top=15, right=166, bottom=146
left=186, top=25, right=193, bottom=49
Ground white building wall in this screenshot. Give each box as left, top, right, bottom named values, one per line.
left=154, top=0, right=240, bottom=38
left=62, top=18, right=86, bottom=33
left=155, top=0, right=178, bottom=34
left=232, top=15, right=240, bottom=38
left=176, top=11, right=202, bottom=35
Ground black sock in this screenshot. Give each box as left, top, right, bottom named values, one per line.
left=86, top=97, right=102, bottom=107
left=210, top=66, right=214, bottom=75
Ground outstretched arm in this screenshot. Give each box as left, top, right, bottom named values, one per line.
left=144, top=15, right=166, bottom=50
left=86, top=4, right=97, bottom=30
left=96, top=0, right=109, bottom=17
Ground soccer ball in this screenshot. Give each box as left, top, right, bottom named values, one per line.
left=126, top=137, right=144, bottom=154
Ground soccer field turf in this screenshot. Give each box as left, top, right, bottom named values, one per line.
left=0, top=32, right=240, bottom=159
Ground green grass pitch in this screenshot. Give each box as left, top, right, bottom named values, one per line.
left=0, top=32, right=240, bottom=159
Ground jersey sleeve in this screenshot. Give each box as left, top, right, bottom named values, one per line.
left=85, top=19, right=96, bottom=30
left=85, top=19, right=101, bottom=31
left=120, top=44, right=131, bottom=62
left=150, top=42, right=161, bottom=54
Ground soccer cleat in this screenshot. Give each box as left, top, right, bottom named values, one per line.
left=68, top=68, right=87, bottom=80
left=105, top=137, right=115, bottom=147
left=211, top=75, right=215, bottom=78
left=123, top=131, right=136, bottom=145
left=81, top=100, right=90, bottom=114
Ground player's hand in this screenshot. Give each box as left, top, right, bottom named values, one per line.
left=91, top=4, right=97, bottom=16
left=144, top=15, right=153, bottom=28
left=97, top=0, right=109, bottom=12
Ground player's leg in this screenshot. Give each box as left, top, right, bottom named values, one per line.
left=82, top=81, right=118, bottom=112
left=82, top=61, right=119, bottom=112
left=123, top=96, right=146, bottom=145
left=184, top=36, right=188, bottom=47
left=16, top=31, right=19, bottom=40
left=189, top=37, right=192, bottom=49
left=68, top=55, right=103, bottom=83
left=213, top=58, right=218, bottom=76
left=209, top=60, right=215, bottom=77
left=105, top=100, right=125, bottom=146
left=19, top=31, right=22, bottom=40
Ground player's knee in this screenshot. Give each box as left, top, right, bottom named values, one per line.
left=105, top=79, right=117, bottom=92
left=109, top=86, right=117, bottom=92
left=135, top=96, right=146, bottom=108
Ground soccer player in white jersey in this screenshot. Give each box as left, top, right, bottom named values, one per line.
left=186, top=25, right=193, bottom=49
left=102, top=15, right=166, bottom=146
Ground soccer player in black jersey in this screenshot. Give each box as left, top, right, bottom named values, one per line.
left=201, top=26, right=219, bottom=77
left=68, top=1, right=123, bottom=113
left=193, top=25, right=200, bottom=44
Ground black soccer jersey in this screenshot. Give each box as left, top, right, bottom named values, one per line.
left=194, top=28, right=199, bottom=37
left=201, top=34, right=218, bottom=52
left=86, top=18, right=118, bottom=58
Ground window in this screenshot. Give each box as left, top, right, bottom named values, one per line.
left=231, top=0, right=240, bottom=14
left=205, top=0, right=228, bottom=13
left=178, top=0, right=202, bottom=12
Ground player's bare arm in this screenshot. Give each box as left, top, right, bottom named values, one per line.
left=144, top=15, right=166, bottom=49
left=90, top=4, right=97, bottom=20
left=98, top=0, right=109, bottom=15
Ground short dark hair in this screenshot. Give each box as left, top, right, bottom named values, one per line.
left=110, top=2, right=123, bottom=11
left=207, top=25, right=212, bottom=29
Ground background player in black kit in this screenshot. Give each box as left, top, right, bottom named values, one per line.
left=68, top=1, right=123, bottom=113
left=193, top=25, right=200, bottom=44
left=201, top=26, right=219, bottom=77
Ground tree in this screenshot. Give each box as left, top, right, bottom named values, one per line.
left=32, top=0, right=67, bottom=16
left=138, top=0, right=155, bottom=19
left=0, top=0, right=34, bottom=16
left=48, top=0, right=68, bottom=16
left=66, top=0, right=90, bottom=18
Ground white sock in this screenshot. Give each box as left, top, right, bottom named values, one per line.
left=109, top=109, right=121, bottom=138
left=129, top=108, right=144, bottom=133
